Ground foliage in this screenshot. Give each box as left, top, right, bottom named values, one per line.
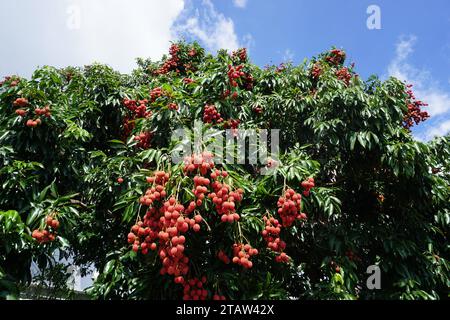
left=0, top=42, right=448, bottom=300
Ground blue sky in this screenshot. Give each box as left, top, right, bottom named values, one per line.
left=1, top=0, right=449, bottom=140
left=213, top=0, right=450, bottom=79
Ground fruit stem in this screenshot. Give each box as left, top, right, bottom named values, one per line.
left=202, top=216, right=212, bottom=232
left=237, top=221, right=248, bottom=243
left=135, top=204, right=142, bottom=224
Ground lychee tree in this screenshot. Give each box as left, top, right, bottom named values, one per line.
left=0, top=42, right=448, bottom=300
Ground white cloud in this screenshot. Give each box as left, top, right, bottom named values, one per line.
left=425, top=119, right=450, bottom=139
left=388, top=35, right=450, bottom=117
left=242, top=34, right=255, bottom=52
left=393, top=35, right=417, bottom=61
left=0, top=0, right=248, bottom=75
left=233, top=0, right=248, bottom=8
left=0, top=0, right=185, bottom=76
left=282, top=49, right=295, bottom=62
left=174, top=0, right=241, bottom=52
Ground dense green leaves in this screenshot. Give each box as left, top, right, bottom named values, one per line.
left=0, top=42, right=448, bottom=300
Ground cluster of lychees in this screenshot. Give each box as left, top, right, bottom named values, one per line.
left=15, top=109, right=27, bottom=117
left=192, top=175, right=210, bottom=208
left=227, top=64, right=253, bottom=90
left=227, top=64, right=244, bottom=87
left=402, top=84, right=430, bottom=129
left=156, top=44, right=199, bottom=75
left=232, top=243, right=258, bottom=269
left=224, top=119, right=240, bottom=130
left=168, top=102, right=178, bottom=110
left=13, top=98, right=52, bottom=127
left=262, top=216, right=289, bottom=263
left=134, top=131, right=153, bottom=149
left=213, top=294, right=227, bottom=300
left=183, top=152, right=243, bottom=223
left=311, top=62, right=323, bottom=80
left=181, top=276, right=225, bottom=301
left=232, top=48, right=247, bottom=62
left=139, top=171, right=169, bottom=206
left=222, top=90, right=239, bottom=100
left=335, top=67, right=352, bottom=86
left=263, top=182, right=315, bottom=262
left=121, top=116, right=135, bottom=140
left=326, top=49, right=346, bottom=65
left=188, top=48, right=197, bottom=57
left=122, top=99, right=151, bottom=141
left=275, top=252, right=290, bottom=263
left=183, top=152, right=214, bottom=213
left=25, top=119, right=41, bottom=128
left=32, top=216, right=60, bottom=244
left=275, top=63, right=287, bottom=73
left=301, top=177, right=315, bottom=196
left=133, top=170, right=210, bottom=285
left=221, top=89, right=231, bottom=100
left=128, top=153, right=250, bottom=299
left=13, top=97, right=28, bottom=107
left=150, top=87, right=165, bottom=102
left=183, top=151, right=215, bottom=176
left=209, top=177, right=243, bottom=223
left=158, top=197, right=193, bottom=280
left=156, top=44, right=181, bottom=75
left=34, top=106, right=51, bottom=118
left=203, top=104, right=223, bottom=124
left=150, top=87, right=178, bottom=111
left=277, top=188, right=306, bottom=227
left=123, top=99, right=151, bottom=119
left=253, top=106, right=263, bottom=114
left=0, top=76, right=20, bottom=87
left=128, top=220, right=157, bottom=255
left=142, top=206, right=161, bottom=239
left=136, top=178, right=189, bottom=279
left=224, top=119, right=240, bottom=138
left=181, top=277, right=208, bottom=300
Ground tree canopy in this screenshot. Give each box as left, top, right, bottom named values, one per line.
left=0, top=42, right=448, bottom=300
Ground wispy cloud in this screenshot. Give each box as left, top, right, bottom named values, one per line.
left=233, top=0, right=248, bottom=8
left=388, top=35, right=450, bottom=140
left=426, top=120, right=450, bottom=139
left=282, top=49, right=295, bottom=62
left=242, top=33, right=255, bottom=52
left=174, top=0, right=242, bottom=52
